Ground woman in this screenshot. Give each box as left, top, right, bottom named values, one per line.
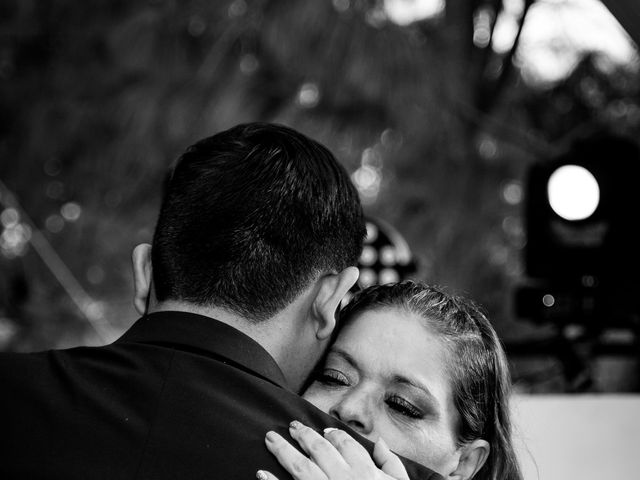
left=259, top=281, right=522, bottom=480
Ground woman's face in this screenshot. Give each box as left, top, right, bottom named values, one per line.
left=303, top=306, right=462, bottom=475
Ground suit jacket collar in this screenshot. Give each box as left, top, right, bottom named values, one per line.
left=116, top=311, right=290, bottom=390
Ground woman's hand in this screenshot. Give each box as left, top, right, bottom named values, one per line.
left=257, top=420, right=410, bottom=480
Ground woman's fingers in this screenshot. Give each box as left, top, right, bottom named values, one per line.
left=322, top=427, right=379, bottom=473
left=372, top=438, right=410, bottom=480
left=256, top=470, right=279, bottom=480
left=288, top=421, right=350, bottom=477
left=264, top=430, right=327, bottom=480
left=294, top=422, right=392, bottom=478
left=264, top=422, right=404, bottom=480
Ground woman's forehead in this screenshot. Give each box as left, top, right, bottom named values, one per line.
left=336, top=306, right=450, bottom=381
left=342, top=304, right=432, bottom=337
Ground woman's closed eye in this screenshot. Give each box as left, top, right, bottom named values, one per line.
left=316, top=368, right=351, bottom=387
left=385, top=394, right=424, bottom=419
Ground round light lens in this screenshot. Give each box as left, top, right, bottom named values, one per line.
left=547, top=165, right=600, bottom=221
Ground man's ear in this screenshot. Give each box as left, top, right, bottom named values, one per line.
left=131, top=243, right=153, bottom=315
left=449, top=439, right=490, bottom=480
left=311, top=267, right=359, bottom=340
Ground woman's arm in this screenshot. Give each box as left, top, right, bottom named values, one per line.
left=257, top=420, right=410, bottom=480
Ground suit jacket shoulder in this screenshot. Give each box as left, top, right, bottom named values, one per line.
left=0, top=311, right=442, bottom=480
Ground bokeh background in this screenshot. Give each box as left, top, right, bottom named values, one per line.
left=1, top=0, right=639, bottom=394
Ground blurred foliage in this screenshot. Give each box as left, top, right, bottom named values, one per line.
left=0, top=0, right=639, bottom=390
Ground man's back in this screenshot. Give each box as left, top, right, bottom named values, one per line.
left=0, top=312, right=440, bottom=480
left=0, top=123, right=442, bottom=479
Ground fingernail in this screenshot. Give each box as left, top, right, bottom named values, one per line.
left=323, top=427, right=338, bottom=435
left=377, top=437, right=389, bottom=449
left=256, top=470, right=268, bottom=480
left=289, top=420, right=302, bottom=430
left=265, top=431, right=278, bottom=443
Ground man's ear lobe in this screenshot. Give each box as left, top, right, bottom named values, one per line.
left=131, top=243, right=153, bottom=315
left=312, top=266, right=359, bottom=340
left=449, top=439, right=490, bottom=480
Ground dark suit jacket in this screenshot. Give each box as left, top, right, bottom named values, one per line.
left=0, top=311, right=441, bottom=480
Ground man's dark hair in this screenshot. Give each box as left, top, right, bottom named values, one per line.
left=151, top=122, right=366, bottom=321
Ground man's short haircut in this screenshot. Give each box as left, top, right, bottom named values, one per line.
left=151, top=122, right=366, bottom=321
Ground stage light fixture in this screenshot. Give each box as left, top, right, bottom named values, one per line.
left=516, top=133, right=640, bottom=328
left=353, top=216, right=416, bottom=290
left=513, top=135, right=640, bottom=383
left=524, top=133, right=640, bottom=283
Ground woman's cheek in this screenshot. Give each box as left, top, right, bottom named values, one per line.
left=381, top=417, right=457, bottom=475
left=302, top=385, right=335, bottom=413
left=373, top=416, right=423, bottom=461
left=411, top=426, right=459, bottom=475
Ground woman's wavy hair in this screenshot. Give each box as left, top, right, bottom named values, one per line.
left=338, top=281, right=522, bottom=480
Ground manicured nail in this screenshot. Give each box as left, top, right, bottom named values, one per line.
left=256, top=470, right=268, bottom=480
left=265, top=431, right=278, bottom=443
left=289, top=420, right=302, bottom=430
left=323, top=427, right=338, bottom=435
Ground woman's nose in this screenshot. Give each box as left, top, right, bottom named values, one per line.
left=329, top=389, right=375, bottom=436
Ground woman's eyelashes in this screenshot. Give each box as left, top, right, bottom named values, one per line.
left=316, top=368, right=351, bottom=386
left=385, top=394, right=424, bottom=419
left=313, top=363, right=428, bottom=421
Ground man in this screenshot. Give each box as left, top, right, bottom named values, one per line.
left=0, top=122, right=440, bottom=479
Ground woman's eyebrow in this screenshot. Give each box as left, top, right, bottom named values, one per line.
left=392, top=374, right=440, bottom=410
left=327, top=348, right=359, bottom=369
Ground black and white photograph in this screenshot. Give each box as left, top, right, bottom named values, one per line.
left=1, top=1, right=639, bottom=478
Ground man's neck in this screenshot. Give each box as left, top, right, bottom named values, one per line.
left=152, top=300, right=249, bottom=330
left=151, top=300, right=276, bottom=347
left=150, top=300, right=311, bottom=390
